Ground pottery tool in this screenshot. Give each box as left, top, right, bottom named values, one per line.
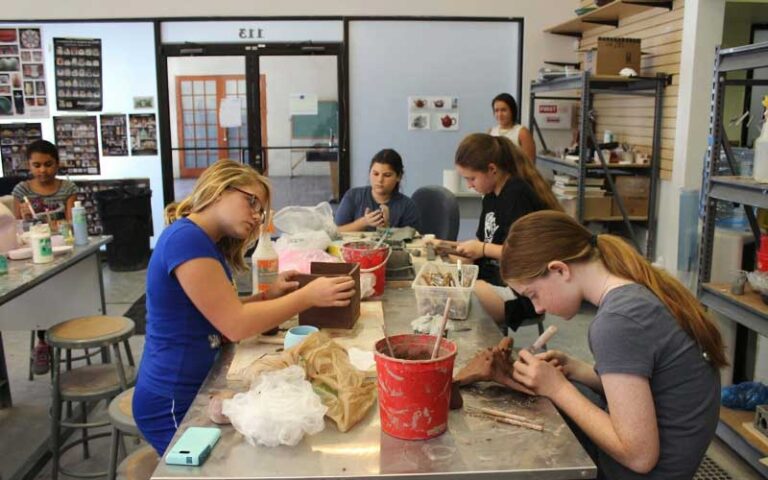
left=373, top=227, right=391, bottom=250
left=527, top=325, right=558, bottom=353
left=23, top=196, right=38, bottom=220
left=457, top=259, right=462, bottom=286
left=380, top=325, right=395, bottom=358
left=430, top=298, right=452, bottom=359
left=464, top=406, right=543, bottom=431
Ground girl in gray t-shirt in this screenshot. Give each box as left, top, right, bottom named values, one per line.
left=500, top=211, right=726, bottom=480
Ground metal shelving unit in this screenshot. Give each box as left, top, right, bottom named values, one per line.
left=530, top=72, right=668, bottom=259
left=697, top=41, right=768, bottom=477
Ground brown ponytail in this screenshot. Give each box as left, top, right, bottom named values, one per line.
left=501, top=210, right=728, bottom=369
left=455, top=133, right=562, bottom=211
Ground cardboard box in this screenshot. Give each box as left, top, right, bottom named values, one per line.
left=612, top=196, right=648, bottom=217
left=559, top=195, right=613, bottom=220
left=296, top=262, right=360, bottom=329
left=614, top=176, right=650, bottom=197
left=583, top=37, right=641, bottom=76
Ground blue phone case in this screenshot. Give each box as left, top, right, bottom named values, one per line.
left=164, top=427, right=221, bottom=466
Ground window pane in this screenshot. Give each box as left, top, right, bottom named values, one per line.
left=208, top=111, right=217, bottom=125
left=206, top=95, right=216, bottom=110
left=226, top=80, right=237, bottom=95
left=181, top=81, right=192, bottom=95
left=196, top=126, right=206, bottom=138
left=197, top=154, right=208, bottom=168
left=208, top=126, right=217, bottom=138
left=195, top=111, right=205, bottom=124
left=209, top=151, right=219, bottom=164
left=184, top=139, right=194, bottom=149
left=194, top=97, right=204, bottom=110
left=206, top=80, right=216, bottom=93
left=193, top=81, right=205, bottom=94
left=208, top=139, right=218, bottom=148
left=183, top=112, right=194, bottom=125
left=185, top=152, right=196, bottom=168
left=184, top=127, right=194, bottom=139
left=181, top=96, right=192, bottom=109
left=238, top=80, right=245, bottom=93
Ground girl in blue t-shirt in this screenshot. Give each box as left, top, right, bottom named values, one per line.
left=335, top=149, right=420, bottom=232
left=133, top=159, right=355, bottom=455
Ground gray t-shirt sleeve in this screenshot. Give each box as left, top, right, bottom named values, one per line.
left=589, top=309, right=655, bottom=378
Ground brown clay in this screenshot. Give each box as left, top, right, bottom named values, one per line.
left=454, top=337, right=518, bottom=388
left=207, top=389, right=237, bottom=425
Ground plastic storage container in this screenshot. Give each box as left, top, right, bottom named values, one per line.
left=411, top=262, right=478, bottom=319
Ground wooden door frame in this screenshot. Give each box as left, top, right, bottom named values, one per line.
left=175, top=74, right=267, bottom=178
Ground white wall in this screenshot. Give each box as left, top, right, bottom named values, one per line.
left=0, top=21, right=164, bottom=247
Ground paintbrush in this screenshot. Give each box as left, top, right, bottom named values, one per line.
left=527, top=325, right=558, bottom=353
left=23, top=196, right=38, bottom=220
left=430, top=298, right=452, bottom=359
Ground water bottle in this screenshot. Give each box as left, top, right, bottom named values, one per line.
left=252, top=229, right=278, bottom=296
left=72, top=200, right=88, bottom=246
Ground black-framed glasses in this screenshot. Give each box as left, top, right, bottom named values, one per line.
left=230, top=186, right=266, bottom=223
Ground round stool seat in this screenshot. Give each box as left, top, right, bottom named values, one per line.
left=48, top=316, right=135, bottom=349
left=109, top=387, right=139, bottom=436
left=60, top=365, right=136, bottom=402
left=116, top=445, right=159, bottom=480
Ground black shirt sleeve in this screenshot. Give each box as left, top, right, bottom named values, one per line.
left=504, top=297, right=540, bottom=331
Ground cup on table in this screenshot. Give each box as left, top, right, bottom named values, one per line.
left=284, top=325, right=319, bottom=349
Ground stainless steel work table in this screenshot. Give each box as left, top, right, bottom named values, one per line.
left=0, top=236, right=112, bottom=408
left=151, top=287, right=597, bottom=480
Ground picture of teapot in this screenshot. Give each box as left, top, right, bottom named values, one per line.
left=413, top=98, right=426, bottom=108
left=440, top=115, right=456, bottom=128
left=433, top=99, right=444, bottom=108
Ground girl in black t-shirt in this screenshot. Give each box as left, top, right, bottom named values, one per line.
left=452, top=133, right=561, bottom=329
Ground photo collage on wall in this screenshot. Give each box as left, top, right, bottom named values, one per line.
left=100, top=114, right=128, bottom=156
left=407, top=95, right=459, bottom=132
left=54, top=38, right=103, bottom=111
left=129, top=113, right=157, bottom=155
left=54, top=115, right=100, bottom=174
left=0, top=123, right=42, bottom=176
left=74, top=178, right=150, bottom=235
left=0, top=26, right=49, bottom=118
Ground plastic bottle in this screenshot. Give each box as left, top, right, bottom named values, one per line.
left=252, top=229, right=279, bottom=296
left=753, top=96, right=768, bottom=183
left=30, top=223, right=53, bottom=264
left=72, top=200, right=88, bottom=246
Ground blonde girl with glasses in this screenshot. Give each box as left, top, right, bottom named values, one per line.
left=133, top=159, right=355, bottom=455
left=502, top=210, right=726, bottom=480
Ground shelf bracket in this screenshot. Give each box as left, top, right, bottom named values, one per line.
left=587, top=121, right=643, bottom=254
left=583, top=19, right=619, bottom=28
left=624, top=1, right=673, bottom=11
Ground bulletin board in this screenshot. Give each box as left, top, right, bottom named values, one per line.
left=291, top=100, right=338, bottom=139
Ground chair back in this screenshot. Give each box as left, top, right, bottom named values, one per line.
left=412, top=186, right=460, bottom=241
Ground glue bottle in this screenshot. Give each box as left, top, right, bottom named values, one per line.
left=252, top=229, right=279, bottom=296
left=72, top=200, right=88, bottom=246
left=30, top=223, right=53, bottom=264
left=753, top=96, right=768, bottom=183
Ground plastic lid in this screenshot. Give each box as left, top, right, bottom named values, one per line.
left=74, top=200, right=82, bottom=208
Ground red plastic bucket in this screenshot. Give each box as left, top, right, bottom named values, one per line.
left=342, top=241, right=390, bottom=297
left=374, top=334, right=457, bottom=440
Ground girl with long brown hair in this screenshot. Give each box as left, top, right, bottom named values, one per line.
left=453, top=133, right=561, bottom=332
left=502, top=210, right=725, bottom=479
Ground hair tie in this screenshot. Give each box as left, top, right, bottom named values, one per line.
left=590, top=234, right=599, bottom=248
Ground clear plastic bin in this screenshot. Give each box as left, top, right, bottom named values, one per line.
left=411, top=262, right=479, bottom=320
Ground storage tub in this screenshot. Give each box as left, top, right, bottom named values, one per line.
left=411, top=262, right=478, bottom=320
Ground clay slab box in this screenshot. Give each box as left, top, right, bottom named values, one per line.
left=296, top=262, right=361, bottom=329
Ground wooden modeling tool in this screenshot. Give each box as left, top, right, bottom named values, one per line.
left=465, top=406, right=543, bottom=431
left=527, top=325, right=558, bottom=353
left=430, top=298, right=452, bottom=359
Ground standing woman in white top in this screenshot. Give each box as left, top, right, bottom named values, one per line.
left=488, top=93, right=536, bottom=162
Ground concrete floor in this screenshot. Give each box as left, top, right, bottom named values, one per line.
left=0, top=261, right=764, bottom=480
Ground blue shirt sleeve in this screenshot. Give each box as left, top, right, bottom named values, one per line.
left=163, top=223, right=225, bottom=276
left=335, top=188, right=361, bottom=226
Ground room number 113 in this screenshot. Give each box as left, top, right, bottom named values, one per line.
left=239, top=28, right=264, bottom=39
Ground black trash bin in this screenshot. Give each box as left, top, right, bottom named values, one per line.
left=95, top=186, right=153, bottom=271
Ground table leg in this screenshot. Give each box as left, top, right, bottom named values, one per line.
left=0, top=332, right=13, bottom=408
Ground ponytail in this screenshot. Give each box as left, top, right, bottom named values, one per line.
left=501, top=211, right=728, bottom=369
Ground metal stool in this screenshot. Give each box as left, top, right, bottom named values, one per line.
left=108, top=387, right=141, bottom=480
left=29, top=330, right=100, bottom=381
left=115, top=445, right=158, bottom=480
left=48, top=316, right=136, bottom=480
